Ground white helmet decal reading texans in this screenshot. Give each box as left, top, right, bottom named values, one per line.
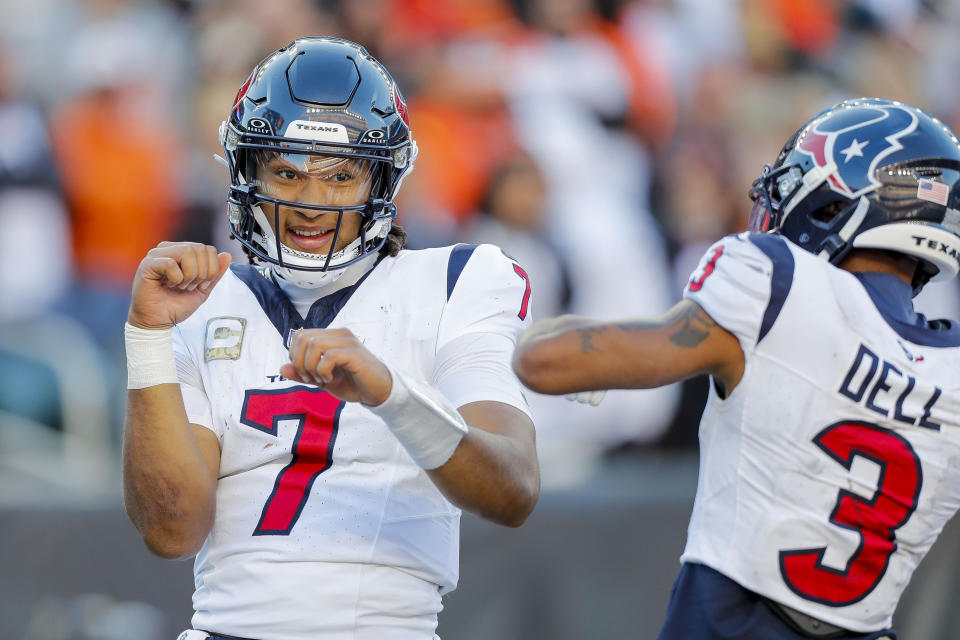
left=748, top=98, right=960, bottom=294
left=797, top=103, right=918, bottom=200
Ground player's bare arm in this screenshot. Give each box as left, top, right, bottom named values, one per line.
left=123, top=242, right=231, bottom=559
left=281, top=329, right=539, bottom=527
left=428, top=400, right=537, bottom=527
left=513, top=299, right=745, bottom=398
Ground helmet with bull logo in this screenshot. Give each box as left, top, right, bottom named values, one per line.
left=748, top=98, right=960, bottom=292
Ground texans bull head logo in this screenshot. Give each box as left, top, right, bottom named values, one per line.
left=797, top=102, right=918, bottom=199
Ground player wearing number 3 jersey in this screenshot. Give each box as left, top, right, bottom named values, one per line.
left=122, top=38, right=538, bottom=640
left=514, top=98, right=960, bottom=639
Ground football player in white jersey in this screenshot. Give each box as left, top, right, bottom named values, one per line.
left=122, top=37, right=539, bottom=640
left=513, top=98, right=960, bottom=639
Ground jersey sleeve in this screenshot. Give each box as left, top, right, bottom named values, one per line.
left=172, top=322, right=218, bottom=438
left=433, top=332, right=531, bottom=417
left=682, top=233, right=787, bottom=352
left=433, top=244, right=533, bottom=414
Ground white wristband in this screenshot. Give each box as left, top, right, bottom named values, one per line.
left=368, top=367, right=468, bottom=470
left=125, top=322, right=179, bottom=389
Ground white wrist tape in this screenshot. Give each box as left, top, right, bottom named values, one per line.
left=368, top=367, right=469, bottom=470
left=125, top=322, right=179, bottom=389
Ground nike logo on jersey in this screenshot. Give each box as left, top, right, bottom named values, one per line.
left=898, top=340, right=924, bottom=362
left=838, top=343, right=941, bottom=430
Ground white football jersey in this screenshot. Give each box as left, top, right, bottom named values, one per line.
left=171, top=244, right=533, bottom=640
left=681, top=232, right=960, bottom=632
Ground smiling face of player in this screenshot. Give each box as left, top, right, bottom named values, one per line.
left=253, top=151, right=375, bottom=255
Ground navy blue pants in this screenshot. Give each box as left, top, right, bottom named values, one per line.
left=657, top=563, right=897, bottom=640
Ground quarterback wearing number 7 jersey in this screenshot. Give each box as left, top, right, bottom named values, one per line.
left=514, top=98, right=960, bottom=639
left=122, top=38, right=538, bottom=640
left=173, top=241, right=532, bottom=638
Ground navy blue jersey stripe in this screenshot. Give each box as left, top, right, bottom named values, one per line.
left=303, top=267, right=376, bottom=330
left=854, top=272, right=960, bottom=347
left=447, top=244, right=478, bottom=301
left=231, top=264, right=376, bottom=344
left=230, top=265, right=300, bottom=340
left=747, top=233, right=795, bottom=344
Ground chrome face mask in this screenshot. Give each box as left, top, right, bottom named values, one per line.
left=235, top=150, right=381, bottom=272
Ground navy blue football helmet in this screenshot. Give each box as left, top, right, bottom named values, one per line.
left=749, top=98, right=960, bottom=291
left=220, top=37, right=417, bottom=287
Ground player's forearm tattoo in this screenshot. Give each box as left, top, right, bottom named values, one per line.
left=578, top=327, right=605, bottom=354
left=669, top=305, right=718, bottom=348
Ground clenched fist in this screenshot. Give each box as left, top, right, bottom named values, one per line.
left=280, top=328, right=393, bottom=406
left=128, top=241, right=232, bottom=330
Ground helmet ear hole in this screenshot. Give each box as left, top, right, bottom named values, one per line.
left=912, top=259, right=939, bottom=293
left=811, top=200, right=849, bottom=224
left=788, top=187, right=853, bottom=230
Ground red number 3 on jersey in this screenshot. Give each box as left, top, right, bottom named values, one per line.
left=688, top=245, right=724, bottom=292
left=779, top=421, right=922, bottom=606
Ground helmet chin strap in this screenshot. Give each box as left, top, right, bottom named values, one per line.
left=250, top=203, right=389, bottom=289
left=271, top=233, right=368, bottom=290
left=272, top=262, right=351, bottom=289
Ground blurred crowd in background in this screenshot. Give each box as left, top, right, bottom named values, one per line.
left=3, top=0, right=960, bottom=489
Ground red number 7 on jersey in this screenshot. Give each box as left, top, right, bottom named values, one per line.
left=688, top=245, right=724, bottom=292
left=513, top=263, right=531, bottom=320
left=240, top=386, right=344, bottom=535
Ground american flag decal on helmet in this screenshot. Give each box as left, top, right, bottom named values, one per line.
left=918, top=178, right=949, bottom=206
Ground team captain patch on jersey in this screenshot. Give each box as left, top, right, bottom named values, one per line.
left=170, top=243, right=532, bottom=640
left=203, top=317, right=246, bottom=361
left=680, top=232, right=960, bottom=632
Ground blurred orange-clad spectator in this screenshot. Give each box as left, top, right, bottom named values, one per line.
left=741, top=0, right=840, bottom=70
left=387, top=0, right=528, bottom=240
left=403, top=94, right=518, bottom=227
left=387, top=0, right=517, bottom=41
left=45, top=7, right=188, bottom=292
left=771, top=0, right=840, bottom=58
left=594, top=5, right=677, bottom=150
left=51, top=84, right=184, bottom=289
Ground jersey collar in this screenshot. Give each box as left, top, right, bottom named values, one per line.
left=853, top=272, right=960, bottom=346
left=230, top=260, right=380, bottom=346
